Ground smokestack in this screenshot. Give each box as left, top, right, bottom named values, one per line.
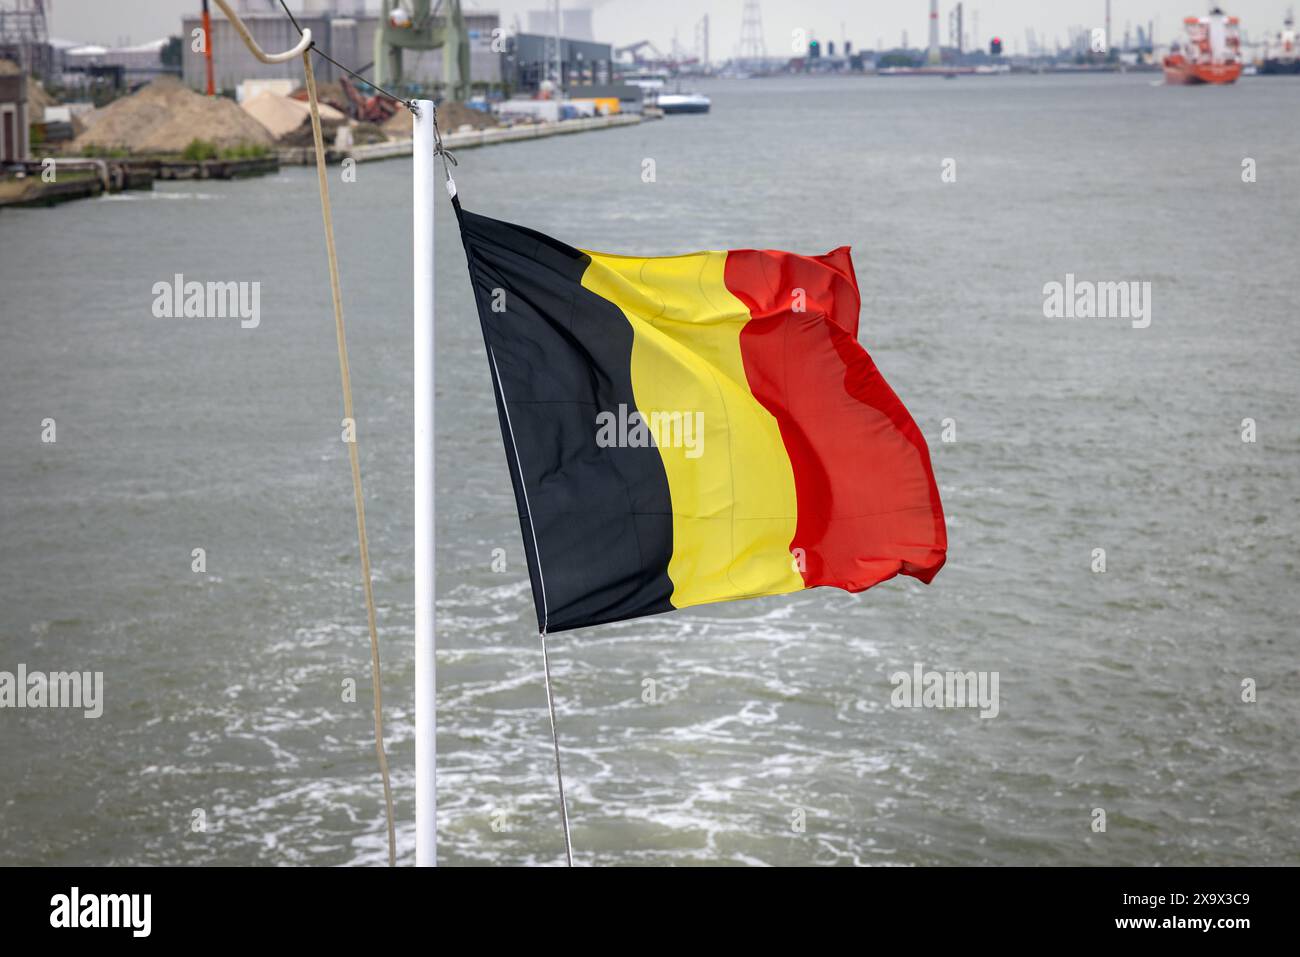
left=1106, top=0, right=1112, bottom=52
left=928, top=0, right=941, bottom=64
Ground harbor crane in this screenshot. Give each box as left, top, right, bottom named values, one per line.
left=374, top=0, right=469, bottom=99
left=615, top=39, right=668, bottom=63
left=0, top=0, right=48, bottom=76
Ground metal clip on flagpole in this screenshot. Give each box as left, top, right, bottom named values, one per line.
left=417, top=100, right=458, bottom=198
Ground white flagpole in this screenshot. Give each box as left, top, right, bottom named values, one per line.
left=413, top=99, right=437, bottom=867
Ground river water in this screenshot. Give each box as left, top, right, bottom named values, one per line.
left=1, top=74, right=1297, bottom=866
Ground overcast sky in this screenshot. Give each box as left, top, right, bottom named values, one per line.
left=48, top=1, right=1297, bottom=54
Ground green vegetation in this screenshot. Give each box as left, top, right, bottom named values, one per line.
left=49, top=168, right=99, bottom=182
left=220, top=143, right=271, bottom=160
left=181, top=138, right=219, bottom=162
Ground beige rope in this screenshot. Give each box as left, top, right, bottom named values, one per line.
left=303, top=50, right=397, bottom=867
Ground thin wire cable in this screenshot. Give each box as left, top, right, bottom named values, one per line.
left=278, top=0, right=416, bottom=112
left=276, top=0, right=303, bottom=34
left=540, top=634, right=574, bottom=867
left=303, top=49, right=398, bottom=867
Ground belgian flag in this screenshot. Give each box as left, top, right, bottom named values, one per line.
left=456, top=200, right=946, bottom=633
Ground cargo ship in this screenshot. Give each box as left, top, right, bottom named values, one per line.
left=1163, top=7, right=1243, bottom=84
left=1261, top=10, right=1299, bottom=74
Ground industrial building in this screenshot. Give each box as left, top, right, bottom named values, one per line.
left=63, top=38, right=176, bottom=86
left=525, top=7, right=594, bottom=42
left=179, top=9, right=502, bottom=94
left=501, top=33, right=614, bottom=91
left=8, top=2, right=615, bottom=104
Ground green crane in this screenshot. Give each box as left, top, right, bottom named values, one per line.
left=374, top=0, right=469, bottom=99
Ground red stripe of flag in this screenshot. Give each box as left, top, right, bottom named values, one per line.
left=727, top=248, right=947, bottom=591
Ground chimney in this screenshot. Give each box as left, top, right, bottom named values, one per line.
left=928, top=0, right=941, bottom=64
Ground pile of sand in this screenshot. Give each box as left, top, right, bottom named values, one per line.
left=242, top=90, right=344, bottom=144
left=382, top=100, right=499, bottom=138
left=73, top=77, right=274, bottom=155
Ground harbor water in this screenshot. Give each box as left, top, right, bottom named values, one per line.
left=1, top=74, right=1297, bottom=865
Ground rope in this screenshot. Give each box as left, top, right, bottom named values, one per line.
left=540, top=633, right=574, bottom=866
left=272, top=0, right=565, bottom=869
left=303, top=49, right=398, bottom=868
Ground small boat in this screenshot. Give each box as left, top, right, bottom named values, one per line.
left=656, top=92, right=711, bottom=114
left=1163, top=7, right=1243, bottom=84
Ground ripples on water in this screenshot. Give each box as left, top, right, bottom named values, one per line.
left=1, top=75, right=1297, bottom=866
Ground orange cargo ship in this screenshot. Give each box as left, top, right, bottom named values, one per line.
left=1164, top=7, right=1243, bottom=84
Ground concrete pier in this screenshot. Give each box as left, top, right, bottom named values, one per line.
left=279, top=112, right=646, bottom=166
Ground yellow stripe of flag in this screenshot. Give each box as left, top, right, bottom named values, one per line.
left=581, top=249, right=805, bottom=609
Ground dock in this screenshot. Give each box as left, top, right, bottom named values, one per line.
left=279, top=112, right=647, bottom=166
left=2, top=113, right=648, bottom=207
left=0, top=159, right=159, bottom=208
